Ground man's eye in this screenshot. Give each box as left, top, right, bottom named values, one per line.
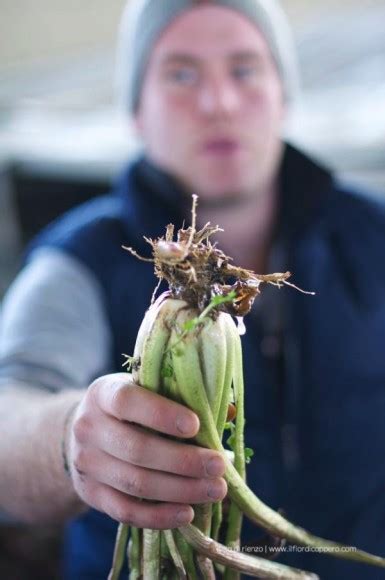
left=166, top=68, right=198, bottom=85
left=232, top=64, right=258, bottom=80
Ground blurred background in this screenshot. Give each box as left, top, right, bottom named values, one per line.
left=0, top=0, right=384, bottom=576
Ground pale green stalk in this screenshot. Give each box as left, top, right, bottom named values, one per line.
left=223, top=319, right=245, bottom=580
left=143, top=529, right=160, bottom=578
left=174, top=530, right=199, bottom=579
left=211, top=502, right=222, bottom=543
left=108, top=523, right=129, bottom=580
left=163, top=530, right=187, bottom=579
left=193, top=504, right=216, bottom=579
left=160, top=528, right=170, bottom=575
left=128, top=527, right=141, bottom=580
left=199, top=316, right=228, bottom=423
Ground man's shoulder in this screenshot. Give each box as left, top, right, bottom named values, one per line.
left=33, top=193, right=129, bottom=248
left=324, top=182, right=385, bottom=299
left=327, top=182, right=385, bottom=239
left=333, top=182, right=385, bottom=220
left=27, top=157, right=153, bottom=259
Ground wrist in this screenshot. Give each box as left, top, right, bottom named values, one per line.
left=61, top=401, right=79, bottom=478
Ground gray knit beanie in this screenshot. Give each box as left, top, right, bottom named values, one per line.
left=116, top=0, right=299, bottom=114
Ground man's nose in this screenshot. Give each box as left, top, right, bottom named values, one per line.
left=197, top=77, right=240, bottom=117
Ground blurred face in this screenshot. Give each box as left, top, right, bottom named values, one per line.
left=135, top=6, right=285, bottom=202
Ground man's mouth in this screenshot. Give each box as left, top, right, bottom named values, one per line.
left=202, top=138, right=242, bottom=155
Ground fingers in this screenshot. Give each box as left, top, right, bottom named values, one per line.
left=76, top=411, right=225, bottom=479
left=75, top=447, right=227, bottom=505
left=91, top=373, right=200, bottom=438
left=81, top=480, right=195, bottom=529
left=71, top=373, right=228, bottom=529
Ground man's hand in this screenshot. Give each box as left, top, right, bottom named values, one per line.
left=68, top=373, right=227, bottom=529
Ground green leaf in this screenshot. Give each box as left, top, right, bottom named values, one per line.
left=182, top=318, right=199, bottom=332
left=244, top=447, right=254, bottom=464
left=210, top=290, right=236, bottom=307
left=226, top=422, right=236, bottom=449
left=227, top=433, right=236, bottom=449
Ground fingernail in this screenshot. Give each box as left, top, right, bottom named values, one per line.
left=207, top=480, right=225, bottom=500
left=206, top=456, right=225, bottom=477
left=176, top=414, right=197, bottom=435
left=176, top=507, right=193, bottom=525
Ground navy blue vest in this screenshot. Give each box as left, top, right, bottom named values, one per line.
left=30, top=145, right=385, bottom=579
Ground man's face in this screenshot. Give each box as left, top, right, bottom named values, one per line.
left=135, top=6, right=285, bottom=202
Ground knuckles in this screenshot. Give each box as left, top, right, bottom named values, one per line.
left=125, top=472, right=146, bottom=498
left=109, top=462, right=147, bottom=499
left=126, top=433, right=147, bottom=466
left=72, top=413, right=93, bottom=445
left=82, top=482, right=176, bottom=529
left=87, top=375, right=106, bottom=398
left=109, top=383, right=133, bottom=420
left=88, top=373, right=136, bottom=417
left=71, top=447, right=88, bottom=476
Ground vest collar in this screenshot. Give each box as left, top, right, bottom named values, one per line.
left=114, top=143, right=335, bottom=246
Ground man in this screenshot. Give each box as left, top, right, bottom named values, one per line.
left=1, top=1, right=385, bottom=578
